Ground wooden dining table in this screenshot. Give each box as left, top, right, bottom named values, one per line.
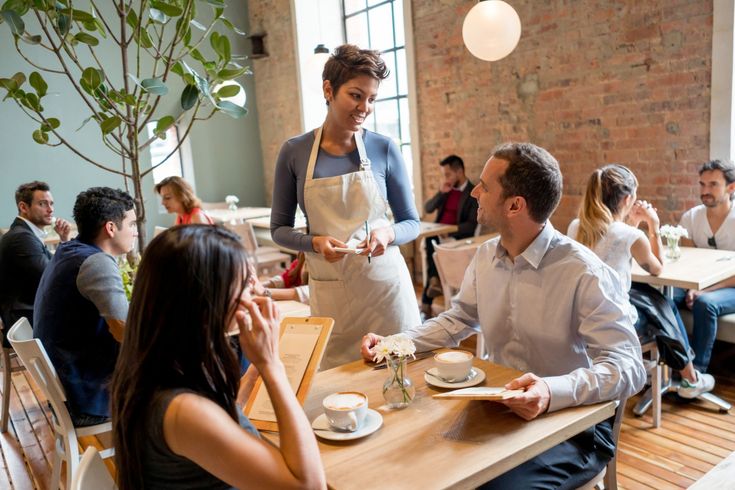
left=262, top=352, right=615, bottom=489
left=207, top=206, right=272, bottom=224
left=631, top=246, right=735, bottom=292
left=412, top=222, right=459, bottom=284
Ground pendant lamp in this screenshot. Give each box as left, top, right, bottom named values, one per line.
left=462, top=0, right=522, bottom=61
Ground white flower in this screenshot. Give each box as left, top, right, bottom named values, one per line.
left=659, top=224, right=689, bottom=240
left=372, top=334, right=416, bottom=363
left=225, top=195, right=239, bottom=205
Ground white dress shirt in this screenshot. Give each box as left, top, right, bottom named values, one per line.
left=404, top=222, right=646, bottom=412
left=18, top=216, right=48, bottom=245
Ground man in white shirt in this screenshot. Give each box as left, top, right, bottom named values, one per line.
left=361, top=142, right=645, bottom=488
left=678, top=159, right=735, bottom=382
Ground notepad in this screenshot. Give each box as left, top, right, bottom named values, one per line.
left=432, top=387, right=524, bottom=400
left=333, top=247, right=365, bottom=254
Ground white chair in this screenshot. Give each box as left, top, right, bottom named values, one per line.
left=433, top=236, right=497, bottom=359
left=226, top=222, right=291, bottom=275
left=7, top=318, right=114, bottom=490
left=200, top=201, right=229, bottom=210
left=1, top=315, right=27, bottom=433
left=153, top=225, right=167, bottom=237
left=71, top=446, right=116, bottom=490
left=577, top=398, right=628, bottom=490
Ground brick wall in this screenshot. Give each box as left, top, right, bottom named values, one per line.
left=248, top=0, right=302, bottom=204
left=412, top=0, right=713, bottom=230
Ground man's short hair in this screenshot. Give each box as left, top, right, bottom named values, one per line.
left=699, top=159, right=735, bottom=184
left=440, top=155, right=464, bottom=172
left=492, top=143, right=562, bottom=223
left=73, top=187, right=135, bottom=243
left=15, top=181, right=50, bottom=210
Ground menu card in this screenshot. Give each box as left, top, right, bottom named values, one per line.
left=433, top=387, right=524, bottom=400
left=244, top=317, right=333, bottom=431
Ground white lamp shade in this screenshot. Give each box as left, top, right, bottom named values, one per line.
left=462, top=1, right=522, bottom=62
left=214, top=80, right=247, bottom=107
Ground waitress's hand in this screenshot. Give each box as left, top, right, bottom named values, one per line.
left=358, top=226, right=395, bottom=258
left=312, top=235, right=348, bottom=263
left=236, top=296, right=281, bottom=371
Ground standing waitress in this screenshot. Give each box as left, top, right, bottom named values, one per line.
left=271, top=44, right=420, bottom=369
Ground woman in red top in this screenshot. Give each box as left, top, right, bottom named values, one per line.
left=155, top=176, right=214, bottom=225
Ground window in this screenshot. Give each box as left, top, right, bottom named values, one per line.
left=146, top=122, right=195, bottom=186
left=343, top=0, right=415, bottom=182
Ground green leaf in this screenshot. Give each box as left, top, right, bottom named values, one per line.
left=140, top=77, right=168, bottom=96
left=57, top=13, right=69, bottom=36
left=58, top=8, right=94, bottom=23
left=149, top=8, right=168, bottom=24
left=216, top=66, right=247, bottom=80
left=3, top=0, right=31, bottom=15
left=135, top=27, right=153, bottom=48
left=81, top=67, right=102, bottom=92
left=154, top=115, right=174, bottom=136
left=41, top=117, right=60, bottom=132
left=215, top=84, right=239, bottom=98
left=217, top=100, right=246, bottom=118
left=11, top=71, right=25, bottom=88
left=20, top=32, right=42, bottom=44
left=32, top=129, right=48, bottom=144
left=74, top=32, right=99, bottom=46
left=0, top=77, right=18, bottom=92
left=76, top=114, right=94, bottom=131
left=22, top=92, right=41, bottom=111
left=29, top=71, right=47, bottom=97
left=1, top=10, right=24, bottom=35
left=99, top=115, right=121, bottom=134
left=220, top=17, right=245, bottom=35
left=171, top=61, right=184, bottom=77
left=209, top=30, right=220, bottom=53
left=93, top=17, right=106, bottom=38
left=202, top=0, right=225, bottom=6
left=189, top=48, right=206, bottom=64
left=150, top=1, right=182, bottom=17
left=125, top=8, right=138, bottom=30
left=180, top=84, right=198, bottom=110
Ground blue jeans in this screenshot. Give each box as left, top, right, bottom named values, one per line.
left=675, top=287, right=735, bottom=372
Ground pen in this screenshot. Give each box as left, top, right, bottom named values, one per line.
left=365, top=220, right=371, bottom=264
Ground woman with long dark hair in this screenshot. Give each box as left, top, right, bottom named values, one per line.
left=111, top=225, right=325, bottom=489
left=569, top=164, right=714, bottom=399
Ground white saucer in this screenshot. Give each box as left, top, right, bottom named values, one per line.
left=424, top=367, right=486, bottom=389
left=312, top=408, right=383, bottom=441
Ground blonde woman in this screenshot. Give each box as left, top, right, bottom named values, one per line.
left=155, top=176, right=213, bottom=225
left=568, top=164, right=714, bottom=398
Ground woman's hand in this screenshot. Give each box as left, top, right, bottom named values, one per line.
left=630, top=200, right=660, bottom=230
left=312, top=235, right=348, bottom=262
left=236, top=296, right=282, bottom=371
left=358, top=226, right=395, bottom=258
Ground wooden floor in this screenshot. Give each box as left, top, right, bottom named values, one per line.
left=0, top=355, right=733, bottom=489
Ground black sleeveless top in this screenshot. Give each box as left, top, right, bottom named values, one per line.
left=141, top=388, right=260, bottom=489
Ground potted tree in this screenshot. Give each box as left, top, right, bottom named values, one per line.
left=0, top=0, right=249, bottom=249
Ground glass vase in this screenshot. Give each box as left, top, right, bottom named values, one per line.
left=228, top=202, right=238, bottom=212
left=665, top=236, right=681, bottom=260
left=382, top=355, right=415, bottom=409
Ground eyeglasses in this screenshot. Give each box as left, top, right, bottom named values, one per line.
left=708, top=236, right=717, bottom=248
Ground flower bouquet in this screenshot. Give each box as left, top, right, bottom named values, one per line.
left=659, top=224, right=688, bottom=260
left=225, top=194, right=239, bottom=211
left=373, top=334, right=417, bottom=408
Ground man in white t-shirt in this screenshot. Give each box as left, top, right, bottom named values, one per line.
left=678, top=159, right=735, bottom=385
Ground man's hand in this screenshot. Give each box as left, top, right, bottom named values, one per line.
left=440, top=181, right=453, bottom=194
left=360, top=333, right=384, bottom=361
left=54, top=218, right=72, bottom=242
left=685, top=289, right=705, bottom=309
left=497, top=373, right=550, bottom=421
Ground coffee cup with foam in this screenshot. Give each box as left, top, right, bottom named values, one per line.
left=434, top=350, right=474, bottom=382
left=322, top=391, right=368, bottom=432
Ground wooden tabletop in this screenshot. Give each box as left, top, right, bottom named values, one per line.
left=631, top=246, right=735, bottom=290
left=207, top=206, right=272, bottom=223
left=263, top=353, right=615, bottom=489
left=418, top=221, right=459, bottom=239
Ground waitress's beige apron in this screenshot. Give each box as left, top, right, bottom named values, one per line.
left=304, top=127, right=420, bottom=369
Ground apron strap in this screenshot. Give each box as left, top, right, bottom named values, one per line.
left=354, top=129, right=371, bottom=171
left=306, top=127, right=371, bottom=182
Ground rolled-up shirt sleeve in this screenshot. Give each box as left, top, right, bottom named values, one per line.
left=543, top=266, right=646, bottom=412
left=77, top=253, right=128, bottom=322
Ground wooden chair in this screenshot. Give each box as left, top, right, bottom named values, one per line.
left=71, top=446, right=116, bottom=490
left=631, top=339, right=663, bottom=428
left=7, top=318, right=114, bottom=490
left=433, top=237, right=496, bottom=359
left=577, top=398, right=628, bottom=490
left=226, top=222, right=291, bottom=275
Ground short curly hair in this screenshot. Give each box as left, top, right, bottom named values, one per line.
left=73, top=187, right=135, bottom=243
left=322, top=44, right=389, bottom=100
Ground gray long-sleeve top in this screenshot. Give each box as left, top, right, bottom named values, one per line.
left=270, top=129, right=419, bottom=252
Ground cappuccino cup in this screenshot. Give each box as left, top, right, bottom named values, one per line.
left=322, top=391, right=368, bottom=432
left=434, top=350, right=474, bottom=382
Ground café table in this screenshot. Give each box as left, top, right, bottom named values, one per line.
left=262, top=353, right=615, bottom=489
left=207, top=206, right=272, bottom=224
left=630, top=246, right=735, bottom=420
left=412, top=222, right=459, bottom=284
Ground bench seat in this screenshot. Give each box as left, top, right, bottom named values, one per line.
left=679, top=309, right=735, bottom=344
